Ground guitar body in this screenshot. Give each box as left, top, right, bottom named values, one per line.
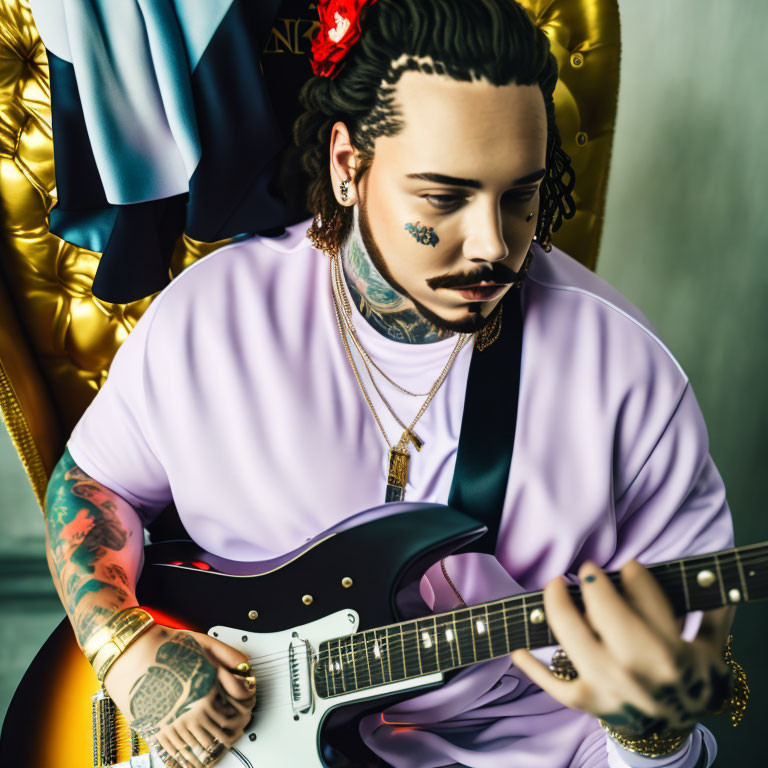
left=0, top=502, right=484, bottom=768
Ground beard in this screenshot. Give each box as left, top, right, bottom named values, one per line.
left=356, top=198, right=505, bottom=334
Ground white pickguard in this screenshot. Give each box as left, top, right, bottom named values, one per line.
left=131, top=610, right=442, bottom=768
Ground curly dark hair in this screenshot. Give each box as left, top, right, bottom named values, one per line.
left=291, top=0, right=576, bottom=257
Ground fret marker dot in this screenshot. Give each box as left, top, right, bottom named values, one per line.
left=373, top=643, right=381, bottom=658
left=530, top=608, right=545, bottom=625
left=421, top=631, right=433, bottom=648
left=445, top=629, right=455, bottom=642
left=475, top=620, right=486, bottom=635
left=696, top=570, right=716, bottom=588
left=728, top=588, right=741, bottom=603
left=749, top=570, right=756, bottom=577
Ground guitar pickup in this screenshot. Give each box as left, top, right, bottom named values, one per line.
left=289, top=633, right=313, bottom=715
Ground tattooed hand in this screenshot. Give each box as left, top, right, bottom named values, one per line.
left=510, top=559, right=736, bottom=740
left=103, top=624, right=257, bottom=768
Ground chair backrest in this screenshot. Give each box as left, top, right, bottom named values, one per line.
left=0, top=0, right=620, bottom=512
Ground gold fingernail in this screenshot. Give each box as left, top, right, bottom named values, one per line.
left=236, top=661, right=251, bottom=674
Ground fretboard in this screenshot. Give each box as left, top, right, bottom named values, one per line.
left=314, top=540, right=768, bottom=698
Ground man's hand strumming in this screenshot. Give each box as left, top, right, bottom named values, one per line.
left=103, top=624, right=257, bottom=768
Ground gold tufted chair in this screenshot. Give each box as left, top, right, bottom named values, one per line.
left=0, top=0, right=620, bottom=518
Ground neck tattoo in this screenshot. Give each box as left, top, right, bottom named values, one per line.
left=339, top=207, right=456, bottom=345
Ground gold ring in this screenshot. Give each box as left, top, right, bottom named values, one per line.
left=206, top=738, right=221, bottom=755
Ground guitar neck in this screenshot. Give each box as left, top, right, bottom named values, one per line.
left=314, top=541, right=768, bottom=699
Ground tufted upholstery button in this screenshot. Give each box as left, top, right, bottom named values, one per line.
left=575, top=131, right=589, bottom=146
left=570, top=52, right=585, bottom=68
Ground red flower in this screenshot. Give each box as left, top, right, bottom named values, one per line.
left=311, top=0, right=380, bottom=78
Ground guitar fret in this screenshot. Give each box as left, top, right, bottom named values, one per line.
left=362, top=632, right=374, bottom=687
left=435, top=614, right=457, bottom=668
left=486, top=602, right=504, bottom=657
left=416, top=617, right=438, bottom=674
left=469, top=605, right=489, bottom=661
left=520, top=596, right=530, bottom=649
left=413, top=621, right=424, bottom=675
left=716, top=551, right=749, bottom=605
left=353, top=633, right=371, bottom=690
left=451, top=612, right=462, bottom=666
left=348, top=635, right=360, bottom=691
left=398, top=625, right=407, bottom=680
left=469, top=608, right=478, bottom=662
left=401, top=622, right=421, bottom=678
left=330, top=647, right=338, bottom=696
left=734, top=550, right=751, bottom=602
left=373, top=629, right=388, bottom=684
left=384, top=627, right=394, bottom=682
left=338, top=638, right=350, bottom=693
left=713, top=553, right=727, bottom=605
left=685, top=555, right=725, bottom=610
left=386, top=625, right=405, bottom=683
left=432, top=616, right=441, bottom=671
left=679, top=560, right=691, bottom=611
left=526, top=595, right=550, bottom=648
left=455, top=609, right=475, bottom=664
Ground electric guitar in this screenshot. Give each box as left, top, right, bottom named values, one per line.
left=0, top=501, right=763, bottom=767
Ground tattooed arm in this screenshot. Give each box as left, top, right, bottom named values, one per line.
left=44, top=448, right=257, bottom=768
left=44, top=446, right=144, bottom=647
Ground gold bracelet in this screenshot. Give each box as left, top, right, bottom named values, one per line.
left=601, top=632, right=750, bottom=757
left=711, top=633, right=750, bottom=726
left=82, top=606, right=155, bottom=682
left=599, top=722, right=694, bottom=758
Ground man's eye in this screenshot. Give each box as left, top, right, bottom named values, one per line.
left=424, top=194, right=463, bottom=210
left=504, top=190, right=538, bottom=204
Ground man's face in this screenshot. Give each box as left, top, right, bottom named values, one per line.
left=354, top=68, right=548, bottom=331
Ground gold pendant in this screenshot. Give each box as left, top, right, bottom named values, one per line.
left=386, top=447, right=409, bottom=502
left=403, top=428, right=424, bottom=451
left=387, top=447, right=409, bottom=488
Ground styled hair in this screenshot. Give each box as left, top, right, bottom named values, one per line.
left=291, top=0, right=576, bottom=256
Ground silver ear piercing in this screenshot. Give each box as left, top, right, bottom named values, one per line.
left=340, top=177, right=352, bottom=203
left=526, top=211, right=534, bottom=222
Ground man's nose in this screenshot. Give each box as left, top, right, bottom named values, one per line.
left=464, top=204, right=509, bottom=263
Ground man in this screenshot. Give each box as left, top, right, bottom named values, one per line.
left=45, top=1, right=736, bottom=766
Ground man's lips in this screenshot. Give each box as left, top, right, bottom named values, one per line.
left=446, top=281, right=508, bottom=301
left=452, top=280, right=504, bottom=288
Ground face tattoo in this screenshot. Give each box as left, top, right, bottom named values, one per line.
left=404, top=221, right=439, bottom=247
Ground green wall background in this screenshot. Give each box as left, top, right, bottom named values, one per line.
left=1, top=0, right=766, bottom=761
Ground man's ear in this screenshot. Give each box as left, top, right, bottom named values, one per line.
left=329, top=121, right=360, bottom=204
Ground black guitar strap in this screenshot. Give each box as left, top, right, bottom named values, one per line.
left=447, top=286, right=524, bottom=555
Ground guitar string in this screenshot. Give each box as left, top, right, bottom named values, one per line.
left=229, top=551, right=764, bottom=674
left=234, top=555, right=766, bottom=688
left=242, top=570, right=761, bottom=691
left=120, top=568, right=763, bottom=724
left=188, top=553, right=766, bottom=687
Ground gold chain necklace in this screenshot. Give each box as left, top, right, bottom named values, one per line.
left=330, top=253, right=472, bottom=501
left=332, top=258, right=433, bottom=397
left=331, top=254, right=471, bottom=434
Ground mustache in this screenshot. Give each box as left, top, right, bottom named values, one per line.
left=426, top=262, right=521, bottom=290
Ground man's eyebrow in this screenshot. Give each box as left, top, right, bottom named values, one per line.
left=404, top=167, right=547, bottom=189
